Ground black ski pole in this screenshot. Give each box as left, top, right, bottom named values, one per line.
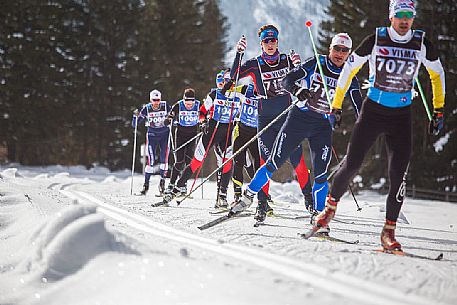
left=331, top=146, right=362, bottom=211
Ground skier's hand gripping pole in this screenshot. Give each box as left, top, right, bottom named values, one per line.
left=177, top=98, right=301, bottom=206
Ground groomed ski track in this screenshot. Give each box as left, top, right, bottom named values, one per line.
left=62, top=188, right=439, bottom=305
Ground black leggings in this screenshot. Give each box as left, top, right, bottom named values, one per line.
left=330, top=98, right=411, bottom=222
left=169, top=128, right=198, bottom=185
left=232, top=123, right=260, bottom=190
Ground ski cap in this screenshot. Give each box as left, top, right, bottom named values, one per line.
left=330, top=33, right=352, bottom=49
left=215, top=69, right=230, bottom=86
left=150, top=89, right=161, bottom=101
left=183, top=88, right=195, bottom=100
left=259, top=28, right=278, bottom=41
left=389, top=0, right=416, bottom=18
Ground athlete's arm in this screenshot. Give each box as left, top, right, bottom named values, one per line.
left=332, top=34, right=374, bottom=109
left=282, top=56, right=316, bottom=94
left=421, top=36, right=445, bottom=109
left=346, top=76, right=363, bottom=117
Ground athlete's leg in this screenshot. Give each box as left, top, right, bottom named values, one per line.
left=308, top=123, right=332, bottom=212
left=289, top=145, right=313, bottom=199
left=158, top=130, right=170, bottom=179
left=249, top=108, right=307, bottom=194
left=384, top=112, right=412, bottom=222
left=330, top=101, right=383, bottom=200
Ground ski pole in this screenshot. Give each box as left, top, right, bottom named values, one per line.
left=415, top=77, right=432, bottom=121
left=216, top=52, right=243, bottom=202
left=177, top=98, right=300, bottom=205
left=331, top=146, right=361, bottom=211
left=130, top=116, right=139, bottom=195
left=188, top=120, right=221, bottom=194
left=173, top=132, right=202, bottom=153
left=305, top=21, right=332, bottom=109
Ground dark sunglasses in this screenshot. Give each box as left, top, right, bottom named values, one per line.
left=152, top=99, right=160, bottom=102
left=394, top=11, right=415, bottom=19
left=184, top=98, right=195, bottom=101
left=262, top=38, right=278, bottom=44
left=333, top=45, right=350, bottom=53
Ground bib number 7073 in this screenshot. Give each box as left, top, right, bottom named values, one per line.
left=376, top=58, right=416, bottom=75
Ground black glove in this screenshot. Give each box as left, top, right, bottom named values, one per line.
left=428, top=108, right=444, bottom=135
left=199, top=119, right=209, bottom=134
left=293, top=86, right=312, bottom=101
left=329, top=108, right=342, bottom=129
left=220, top=80, right=234, bottom=96
left=164, top=118, right=172, bottom=126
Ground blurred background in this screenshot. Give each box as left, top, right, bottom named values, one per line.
left=0, top=0, right=455, bottom=196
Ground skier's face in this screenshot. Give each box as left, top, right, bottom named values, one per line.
left=151, top=98, right=161, bottom=108
left=184, top=99, right=195, bottom=109
left=390, top=13, right=414, bottom=36
left=261, top=38, right=278, bottom=56
left=329, top=45, right=350, bottom=67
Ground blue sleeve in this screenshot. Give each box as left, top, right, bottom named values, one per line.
left=282, top=57, right=316, bottom=94
left=346, top=77, right=363, bottom=117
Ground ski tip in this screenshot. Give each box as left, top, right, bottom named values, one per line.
left=305, top=21, right=313, bottom=27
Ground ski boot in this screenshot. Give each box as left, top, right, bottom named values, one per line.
left=163, top=186, right=186, bottom=204
left=255, top=200, right=268, bottom=223
left=158, top=178, right=165, bottom=196
left=230, top=188, right=255, bottom=215
left=313, top=195, right=338, bottom=232
left=266, top=195, right=274, bottom=216
left=215, top=192, right=229, bottom=209
left=233, top=185, right=242, bottom=204
left=140, top=183, right=149, bottom=195
left=381, top=220, right=402, bottom=251
left=164, top=184, right=174, bottom=195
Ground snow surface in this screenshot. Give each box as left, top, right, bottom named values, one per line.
left=1, top=165, right=457, bottom=305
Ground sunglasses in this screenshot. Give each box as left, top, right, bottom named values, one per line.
left=394, top=11, right=415, bottom=19
left=333, top=45, right=350, bottom=53
left=151, top=99, right=160, bottom=102
left=184, top=98, right=195, bottom=101
left=262, top=38, right=278, bottom=44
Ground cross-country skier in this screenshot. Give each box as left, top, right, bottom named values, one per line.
left=231, top=33, right=363, bottom=225
left=163, top=70, right=241, bottom=207
left=223, top=83, right=260, bottom=204
left=164, top=88, right=200, bottom=194
left=309, top=0, right=446, bottom=250
left=132, top=89, right=172, bottom=196
left=229, top=24, right=314, bottom=219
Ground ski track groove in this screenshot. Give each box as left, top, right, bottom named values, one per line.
left=58, top=189, right=445, bottom=305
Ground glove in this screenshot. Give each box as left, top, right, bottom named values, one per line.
left=328, top=108, right=342, bottom=129
left=236, top=35, right=247, bottom=53
left=428, top=108, right=444, bottom=135
left=289, top=50, right=301, bottom=66
left=164, top=118, right=172, bottom=126
left=133, top=109, right=140, bottom=116
left=293, top=86, right=312, bottom=101
left=200, top=119, right=209, bottom=134
left=221, top=80, right=234, bottom=96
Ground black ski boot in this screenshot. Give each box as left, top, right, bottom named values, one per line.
left=140, top=183, right=149, bottom=195
left=255, top=200, right=268, bottom=223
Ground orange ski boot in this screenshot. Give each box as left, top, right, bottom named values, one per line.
left=314, top=195, right=338, bottom=229
left=381, top=220, right=402, bottom=251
